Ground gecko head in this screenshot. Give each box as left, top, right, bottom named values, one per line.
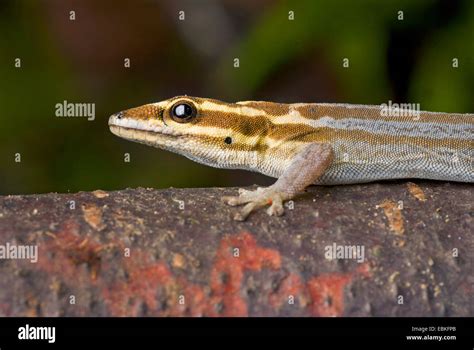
left=108, top=96, right=269, bottom=168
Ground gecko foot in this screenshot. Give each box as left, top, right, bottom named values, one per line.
left=222, top=187, right=287, bottom=221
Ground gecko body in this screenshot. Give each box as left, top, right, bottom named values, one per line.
left=109, top=96, right=473, bottom=220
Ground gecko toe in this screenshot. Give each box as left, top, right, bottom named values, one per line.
left=222, top=196, right=241, bottom=206
left=222, top=188, right=262, bottom=206
left=233, top=202, right=256, bottom=221
left=266, top=197, right=284, bottom=216
left=233, top=211, right=247, bottom=221
left=238, top=188, right=252, bottom=195
left=234, top=200, right=268, bottom=221
left=222, top=195, right=252, bottom=206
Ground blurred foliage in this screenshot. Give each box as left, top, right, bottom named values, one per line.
left=410, top=0, right=474, bottom=110
left=0, top=0, right=472, bottom=194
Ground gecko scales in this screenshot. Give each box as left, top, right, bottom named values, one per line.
left=109, top=96, right=473, bottom=220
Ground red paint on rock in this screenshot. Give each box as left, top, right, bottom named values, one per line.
left=37, top=220, right=104, bottom=282
left=104, top=232, right=282, bottom=316
left=307, top=264, right=370, bottom=316
left=268, top=273, right=304, bottom=309
left=34, top=225, right=368, bottom=317
left=103, top=251, right=174, bottom=316
left=209, top=232, right=281, bottom=316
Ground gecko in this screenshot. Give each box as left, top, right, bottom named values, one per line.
left=108, top=96, right=473, bottom=221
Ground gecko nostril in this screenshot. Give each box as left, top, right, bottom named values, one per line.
left=116, top=111, right=123, bottom=119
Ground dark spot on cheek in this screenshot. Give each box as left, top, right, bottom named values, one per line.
left=224, top=137, right=232, bottom=145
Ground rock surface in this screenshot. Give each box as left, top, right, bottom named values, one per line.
left=0, top=181, right=472, bottom=316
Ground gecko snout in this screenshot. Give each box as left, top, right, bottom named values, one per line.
left=108, top=111, right=123, bottom=127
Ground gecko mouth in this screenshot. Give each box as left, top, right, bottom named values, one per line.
left=109, top=124, right=179, bottom=145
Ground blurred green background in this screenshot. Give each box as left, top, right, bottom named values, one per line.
left=0, top=0, right=472, bottom=195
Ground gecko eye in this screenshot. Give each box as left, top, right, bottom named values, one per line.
left=170, top=102, right=197, bottom=123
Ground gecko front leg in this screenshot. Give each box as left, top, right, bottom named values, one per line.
left=222, top=143, right=334, bottom=221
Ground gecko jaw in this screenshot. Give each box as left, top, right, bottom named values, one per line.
left=109, top=124, right=183, bottom=149
left=108, top=114, right=182, bottom=137
left=108, top=112, right=186, bottom=149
